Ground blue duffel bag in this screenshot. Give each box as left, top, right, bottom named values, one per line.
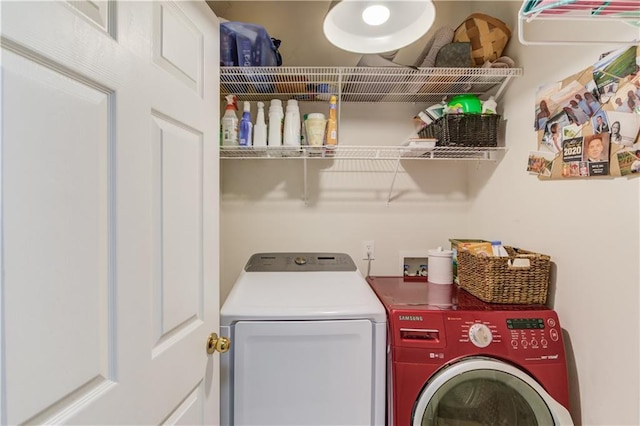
left=220, top=21, right=282, bottom=67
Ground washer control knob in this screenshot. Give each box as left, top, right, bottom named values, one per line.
left=294, top=256, right=307, bottom=265
left=468, top=323, right=492, bottom=348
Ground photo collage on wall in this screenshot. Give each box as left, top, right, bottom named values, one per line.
left=528, top=45, right=640, bottom=179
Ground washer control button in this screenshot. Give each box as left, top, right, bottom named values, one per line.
left=547, top=318, right=556, bottom=327
left=550, top=328, right=560, bottom=342
left=468, top=323, right=492, bottom=348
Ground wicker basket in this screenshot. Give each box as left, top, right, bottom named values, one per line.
left=418, top=114, right=500, bottom=147
left=453, top=13, right=511, bottom=66
left=457, top=246, right=551, bottom=305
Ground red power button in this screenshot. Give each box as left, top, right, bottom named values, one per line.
left=549, top=328, right=559, bottom=342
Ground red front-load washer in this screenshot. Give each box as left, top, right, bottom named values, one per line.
left=367, top=276, right=574, bottom=426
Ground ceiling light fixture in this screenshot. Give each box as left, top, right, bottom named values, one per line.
left=362, top=5, right=390, bottom=26
left=323, top=0, right=436, bottom=54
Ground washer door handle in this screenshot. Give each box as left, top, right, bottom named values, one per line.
left=207, top=333, right=231, bottom=354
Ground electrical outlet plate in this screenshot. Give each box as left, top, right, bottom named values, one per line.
left=362, top=240, right=375, bottom=260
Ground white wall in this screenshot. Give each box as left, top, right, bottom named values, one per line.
left=219, top=2, right=640, bottom=425
left=468, top=3, right=640, bottom=425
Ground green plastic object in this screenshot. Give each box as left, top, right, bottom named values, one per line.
left=447, top=94, right=482, bottom=114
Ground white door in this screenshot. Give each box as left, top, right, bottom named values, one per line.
left=1, top=1, right=221, bottom=424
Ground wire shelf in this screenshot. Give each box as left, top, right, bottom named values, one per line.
left=520, top=0, right=640, bottom=20
left=220, top=66, right=523, bottom=103
left=220, top=145, right=506, bottom=161
left=518, top=0, right=640, bottom=45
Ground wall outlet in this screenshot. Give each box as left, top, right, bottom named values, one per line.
left=362, top=240, right=375, bottom=260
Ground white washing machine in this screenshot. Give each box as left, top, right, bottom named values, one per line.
left=220, top=253, right=387, bottom=426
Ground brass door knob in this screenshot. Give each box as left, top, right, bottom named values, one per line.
left=207, top=333, right=231, bottom=354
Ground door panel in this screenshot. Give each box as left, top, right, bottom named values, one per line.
left=1, top=1, right=220, bottom=424
left=67, top=0, right=113, bottom=33
left=151, top=113, right=204, bottom=355
left=3, top=48, right=114, bottom=425
left=161, top=384, right=205, bottom=425
left=154, top=2, right=202, bottom=93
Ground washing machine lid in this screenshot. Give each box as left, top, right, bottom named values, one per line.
left=411, top=357, right=574, bottom=426
left=221, top=253, right=386, bottom=324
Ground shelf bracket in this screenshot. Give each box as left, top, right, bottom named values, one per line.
left=494, top=75, right=514, bottom=101
left=387, top=157, right=402, bottom=205
left=303, top=156, right=308, bottom=205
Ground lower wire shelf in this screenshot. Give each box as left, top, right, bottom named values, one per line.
left=220, top=145, right=506, bottom=161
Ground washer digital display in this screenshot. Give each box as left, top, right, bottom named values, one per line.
left=506, top=318, right=545, bottom=329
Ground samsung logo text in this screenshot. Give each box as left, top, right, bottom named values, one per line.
left=399, top=315, right=423, bottom=321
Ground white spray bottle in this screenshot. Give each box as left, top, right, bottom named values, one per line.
left=253, top=102, right=267, bottom=147
left=482, top=96, right=498, bottom=114
left=221, top=95, right=238, bottom=146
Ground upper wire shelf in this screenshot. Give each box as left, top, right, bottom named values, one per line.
left=220, top=66, right=523, bottom=103
left=518, top=0, right=640, bottom=45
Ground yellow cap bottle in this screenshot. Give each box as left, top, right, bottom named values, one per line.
left=325, top=95, right=338, bottom=146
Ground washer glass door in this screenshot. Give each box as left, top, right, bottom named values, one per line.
left=413, top=358, right=560, bottom=426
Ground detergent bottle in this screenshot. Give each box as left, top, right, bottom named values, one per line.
left=253, top=102, right=267, bottom=147
left=482, top=96, right=498, bottom=114
left=238, top=101, right=253, bottom=147
left=325, top=95, right=338, bottom=146
left=221, top=95, right=239, bottom=146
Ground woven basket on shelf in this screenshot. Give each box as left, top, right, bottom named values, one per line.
left=418, top=114, right=500, bottom=147
left=454, top=13, right=511, bottom=66
left=457, top=246, right=551, bottom=305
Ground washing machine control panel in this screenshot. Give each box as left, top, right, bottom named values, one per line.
left=506, top=316, right=562, bottom=351
left=459, top=319, right=502, bottom=347
left=454, top=313, right=563, bottom=354
left=244, top=252, right=357, bottom=272
left=468, top=323, right=492, bottom=348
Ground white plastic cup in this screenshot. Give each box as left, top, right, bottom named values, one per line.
left=426, top=281, right=454, bottom=307
left=428, top=247, right=454, bottom=284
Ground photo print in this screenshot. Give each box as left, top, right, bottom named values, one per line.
left=593, top=45, right=639, bottom=103
left=605, top=111, right=640, bottom=147
left=562, top=136, right=584, bottom=163
left=562, top=123, right=582, bottom=140
left=610, top=80, right=640, bottom=114
left=527, top=151, right=555, bottom=177
left=549, top=80, right=592, bottom=125
left=617, top=149, right=640, bottom=176
left=583, top=133, right=611, bottom=176
left=534, top=82, right=561, bottom=131
left=543, top=111, right=572, bottom=153
left=560, top=160, right=589, bottom=178
left=591, top=110, right=609, bottom=133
